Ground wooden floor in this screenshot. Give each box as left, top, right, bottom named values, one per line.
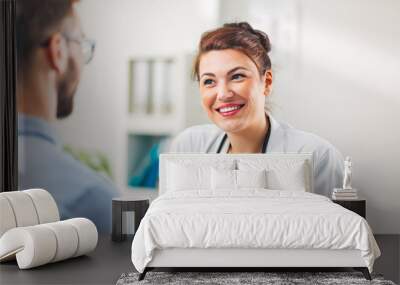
left=0, top=234, right=398, bottom=284
left=373, top=234, right=400, bottom=284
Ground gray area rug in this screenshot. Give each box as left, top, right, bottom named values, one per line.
left=116, top=271, right=396, bottom=285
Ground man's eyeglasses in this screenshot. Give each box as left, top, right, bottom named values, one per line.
left=40, top=34, right=96, bottom=65
left=63, top=35, right=96, bottom=64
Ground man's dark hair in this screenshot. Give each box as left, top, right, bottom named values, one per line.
left=16, top=0, right=77, bottom=73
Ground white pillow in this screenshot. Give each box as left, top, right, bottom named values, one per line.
left=236, top=169, right=267, bottom=189
left=211, top=169, right=268, bottom=190
left=266, top=164, right=307, bottom=191
left=167, top=162, right=210, bottom=191
left=238, top=159, right=309, bottom=192
left=211, top=168, right=236, bottom=190
left=166, top=159, right=236, bottom=192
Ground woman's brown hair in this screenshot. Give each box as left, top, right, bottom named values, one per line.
left=193, top=22, right=272, bottom=80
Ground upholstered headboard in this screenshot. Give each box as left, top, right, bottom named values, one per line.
left=159, top=153, right=314, bottom=195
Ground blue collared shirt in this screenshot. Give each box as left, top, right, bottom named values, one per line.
left=18, top=114, right=118, bottom=232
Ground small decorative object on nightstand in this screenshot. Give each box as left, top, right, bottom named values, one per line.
left=332, top=198, right=366, bottom=218
left=332, top=156, right=359, bottom=200
left=112, top=197, right=149, bottom=242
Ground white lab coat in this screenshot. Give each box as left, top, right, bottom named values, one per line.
left=169, top=115, right=344, bottom=197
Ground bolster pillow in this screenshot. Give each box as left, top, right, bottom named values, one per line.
left=0, top=189, right=60, bottom=237
left=0, top=218, right=98, bottom=269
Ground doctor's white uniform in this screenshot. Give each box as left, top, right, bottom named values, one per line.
left=169, top=115, right=344, bottom=197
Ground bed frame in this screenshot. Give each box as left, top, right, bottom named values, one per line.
left=138, top=154, right=372, bottom=281
left=140, top=248, right=371, bottom=280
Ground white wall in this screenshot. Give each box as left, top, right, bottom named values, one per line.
left=55, top=0, right=218, bottom=191
left=220, top=0, right=400, bottom=234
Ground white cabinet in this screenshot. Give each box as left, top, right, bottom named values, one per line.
left=125, top=53, right=208, bottom=189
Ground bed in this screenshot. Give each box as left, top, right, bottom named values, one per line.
left=131, top=153, right=381, bottom=280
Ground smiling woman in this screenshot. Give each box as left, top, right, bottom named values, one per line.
left=194, top=22, right=272, bottom=148
left=169, top=22, right=345, bottom=198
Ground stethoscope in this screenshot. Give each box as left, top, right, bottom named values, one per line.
left=216, top=116, right=271, bottom=154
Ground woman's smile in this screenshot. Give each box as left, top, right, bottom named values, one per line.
left=215, top=103, right=246, bottom=117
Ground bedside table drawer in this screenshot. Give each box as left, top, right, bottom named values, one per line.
left=332, top=199, right=366, bottom=218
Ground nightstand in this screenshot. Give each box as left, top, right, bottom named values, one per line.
left=112, top=198, right=150, bottom=242
left=332, top=198, right=366, bottom=218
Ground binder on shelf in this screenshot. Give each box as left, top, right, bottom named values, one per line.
left=152, top=60, right=168, bottom=115
left=163, top=59, right=173, bottom=114
left=128, top=60, right=134, bottom=113
left=147, top=60, right=154, bottom=114
left=129, top=60, right=151, bottom=114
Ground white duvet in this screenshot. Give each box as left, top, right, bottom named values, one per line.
left=131, top=190, right=380, bottom=273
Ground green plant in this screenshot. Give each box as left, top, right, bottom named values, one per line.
left=63, top=145, right=113, bottom=180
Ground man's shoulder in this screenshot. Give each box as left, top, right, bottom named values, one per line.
left=56, top=149, right=117, bottom=195
left=19, top=139, right=117, bottom=200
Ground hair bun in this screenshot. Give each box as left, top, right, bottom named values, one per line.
left=253, top=29, right=271, bottom=53
left=223, top=22, right=271, bottom=53
left=223, top=22, right=253, bottom=31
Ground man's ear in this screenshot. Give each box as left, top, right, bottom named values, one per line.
left=263, top=69, right=273, bottom=96
left=46, top=33, right=68, bottom=74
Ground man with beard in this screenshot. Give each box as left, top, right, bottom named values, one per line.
left=16, top=0, right=117, bottom=232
